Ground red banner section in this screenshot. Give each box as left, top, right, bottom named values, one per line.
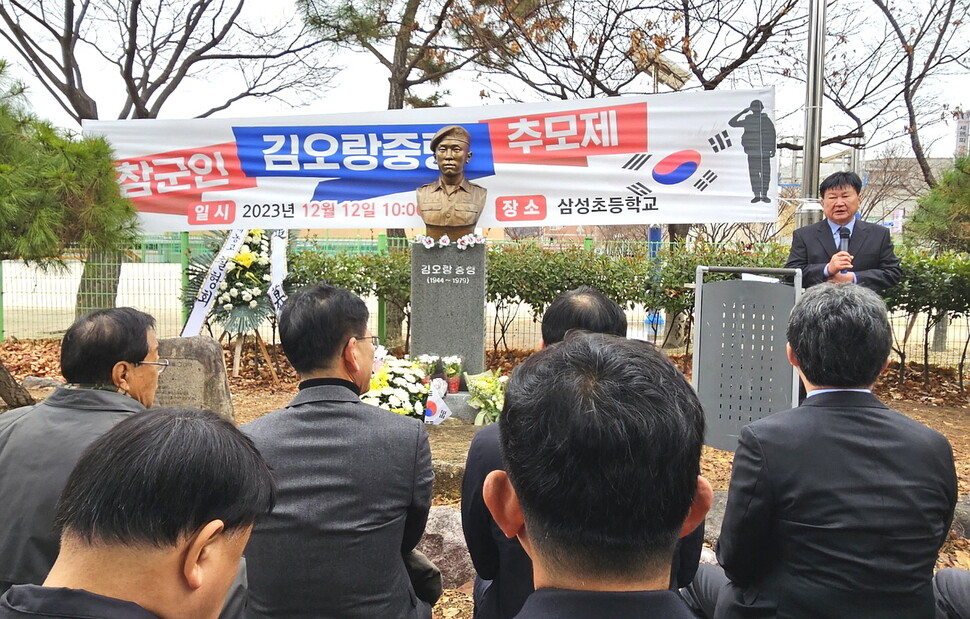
left=495, top=195, right=547, bottom=222
left=483, top=103, right=648, bottom=166
left=114, top=142, right=257, bottom=216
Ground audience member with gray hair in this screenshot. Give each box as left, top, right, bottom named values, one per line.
left=682, top=283, right=957, bottom=619
left=0, top=308, right=162, bottom=594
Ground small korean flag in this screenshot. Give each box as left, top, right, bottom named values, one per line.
left=424, top=389, right=453, bottom=425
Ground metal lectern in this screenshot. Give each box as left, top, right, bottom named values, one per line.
left=692, top=266, right=802, bottom=452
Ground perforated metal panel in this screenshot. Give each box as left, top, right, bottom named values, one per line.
left=693, top=272, right=800, bottom=452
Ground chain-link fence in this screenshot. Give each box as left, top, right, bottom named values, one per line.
left=1, top=234, right=967, bottom=374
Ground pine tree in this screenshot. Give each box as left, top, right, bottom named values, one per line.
left=909, top=157, right=970, bottom=254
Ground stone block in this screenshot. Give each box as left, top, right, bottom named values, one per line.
left=155, top=336, right=234, bottom=421
left=417, top=506, right=475, bottom=590
left=432, top=460, right=464, bottom=503
left=411, top=243, right=485, bottom=377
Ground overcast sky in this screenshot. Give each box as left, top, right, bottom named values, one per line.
left=1, top=1, right=965, bottom=160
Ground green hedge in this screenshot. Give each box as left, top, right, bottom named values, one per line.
left=285, top=240, right=970, bottom=385
left=287, top=240, right=790, bottom=327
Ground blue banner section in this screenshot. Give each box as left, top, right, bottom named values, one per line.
left=232, top=123, right=494, bottom=203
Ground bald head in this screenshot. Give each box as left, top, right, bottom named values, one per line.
left=541, top=286, right=627, bottom=345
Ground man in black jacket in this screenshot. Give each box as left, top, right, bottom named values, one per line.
left=683, top=283, right=956, bottom=618
left=784, top=171, right=901, bottom=292
left=462, top=287, right=706, bottom=618
left=484, top=333, right=711, bottom=618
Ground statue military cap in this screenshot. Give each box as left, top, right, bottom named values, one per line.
left=430, top=125, right=472, bottom=151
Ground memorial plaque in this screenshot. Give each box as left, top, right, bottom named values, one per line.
left=155, top=336, right=234, bottom=420
left=410, top=243, right=486, bottom=377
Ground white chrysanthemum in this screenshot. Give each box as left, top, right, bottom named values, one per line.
left=251, top=288, right=261, bottom=296
left=219, top=281, right=228, bottom=291
left=223, top=303, right=233, bottom=311
left=263, top=274, right=272, bottom=282
left=219, top=294, right=230, bottom=303
left=239, top=244, right=250, bottom=254
left=242, top=293, right=253, bottom=302
left=229, top=288, right=238, bottom=297
left=249, top=300, right=258, bottom=308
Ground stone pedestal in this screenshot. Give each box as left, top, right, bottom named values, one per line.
left=410, top=243, right=485, bottom=376
left=155, top=336, right=234, bottom=420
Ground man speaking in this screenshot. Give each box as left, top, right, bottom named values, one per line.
left=784, top=171, right=901, bottom=292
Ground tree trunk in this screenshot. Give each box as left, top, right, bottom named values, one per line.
left=932, top=315, right=949, bottom=352
left=75, top=249, right=125, bottom=318
left=383, top=228, right=409, bottom=348
left=0, top=361, right=34, bottom=408
left=663, top=224, right=692, bottom=348
left=668, top=224, right=691, bottom=241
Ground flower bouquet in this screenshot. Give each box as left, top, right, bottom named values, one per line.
left=465, top=370, right=509, bottom=426
left=441, top=355, right=463, bottom=393
left=184, top=230, right=274, bottom=334
left=415, top=354, right=440, bottom=384
left=360, top=356, right=430, bottom=419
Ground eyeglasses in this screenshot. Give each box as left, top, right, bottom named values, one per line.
left=135, top=359, right=170, bottom=374
left=358, top=335, right=381, bottom=348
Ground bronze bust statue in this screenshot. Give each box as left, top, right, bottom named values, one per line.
left=416, top=125, right=487, bottom=238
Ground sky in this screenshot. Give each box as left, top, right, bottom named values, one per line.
left=1, top=0, right=966, bottom=160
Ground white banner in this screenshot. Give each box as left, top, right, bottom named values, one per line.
left=84, top=89, right=778, bottom=232
left=268, top=229, right=288, bottom=315
left=181, top=229, right=247, bottom=337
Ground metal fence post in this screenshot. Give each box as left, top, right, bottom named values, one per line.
left=180, top=232, right=190, bottom=325
left=377, top=233, right=387, bottom=345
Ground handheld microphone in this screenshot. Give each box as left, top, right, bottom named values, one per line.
left=839, top=227, right=850, bottom=273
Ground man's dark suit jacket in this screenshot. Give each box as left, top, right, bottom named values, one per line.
left=243, top=383, right=434, bottom=619
left=514, top=587, right=697, bottom=619
left=461, top=423, right=705, bottom=619
left=715, top=391, right=957, bottom=619
left=461, top=423, right=534, bottom=619
left=784, top=219, right=901, bottom=291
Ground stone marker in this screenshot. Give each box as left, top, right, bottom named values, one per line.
left=417, top=506, right=475, bottom=589
left=155, top=336, right=234, bottom=421
left=410, top=243, right=486, bottom=377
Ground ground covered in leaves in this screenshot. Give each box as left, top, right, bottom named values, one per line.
left=2, top=339, right=970, bottom=617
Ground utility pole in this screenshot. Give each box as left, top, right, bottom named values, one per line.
left=796, top=0, right=827, bottom=228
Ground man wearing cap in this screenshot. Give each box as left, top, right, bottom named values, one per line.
left=416, top=125, right=488, bottom=239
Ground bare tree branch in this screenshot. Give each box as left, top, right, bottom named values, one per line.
left=0, top=0, right=337, bottom=122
